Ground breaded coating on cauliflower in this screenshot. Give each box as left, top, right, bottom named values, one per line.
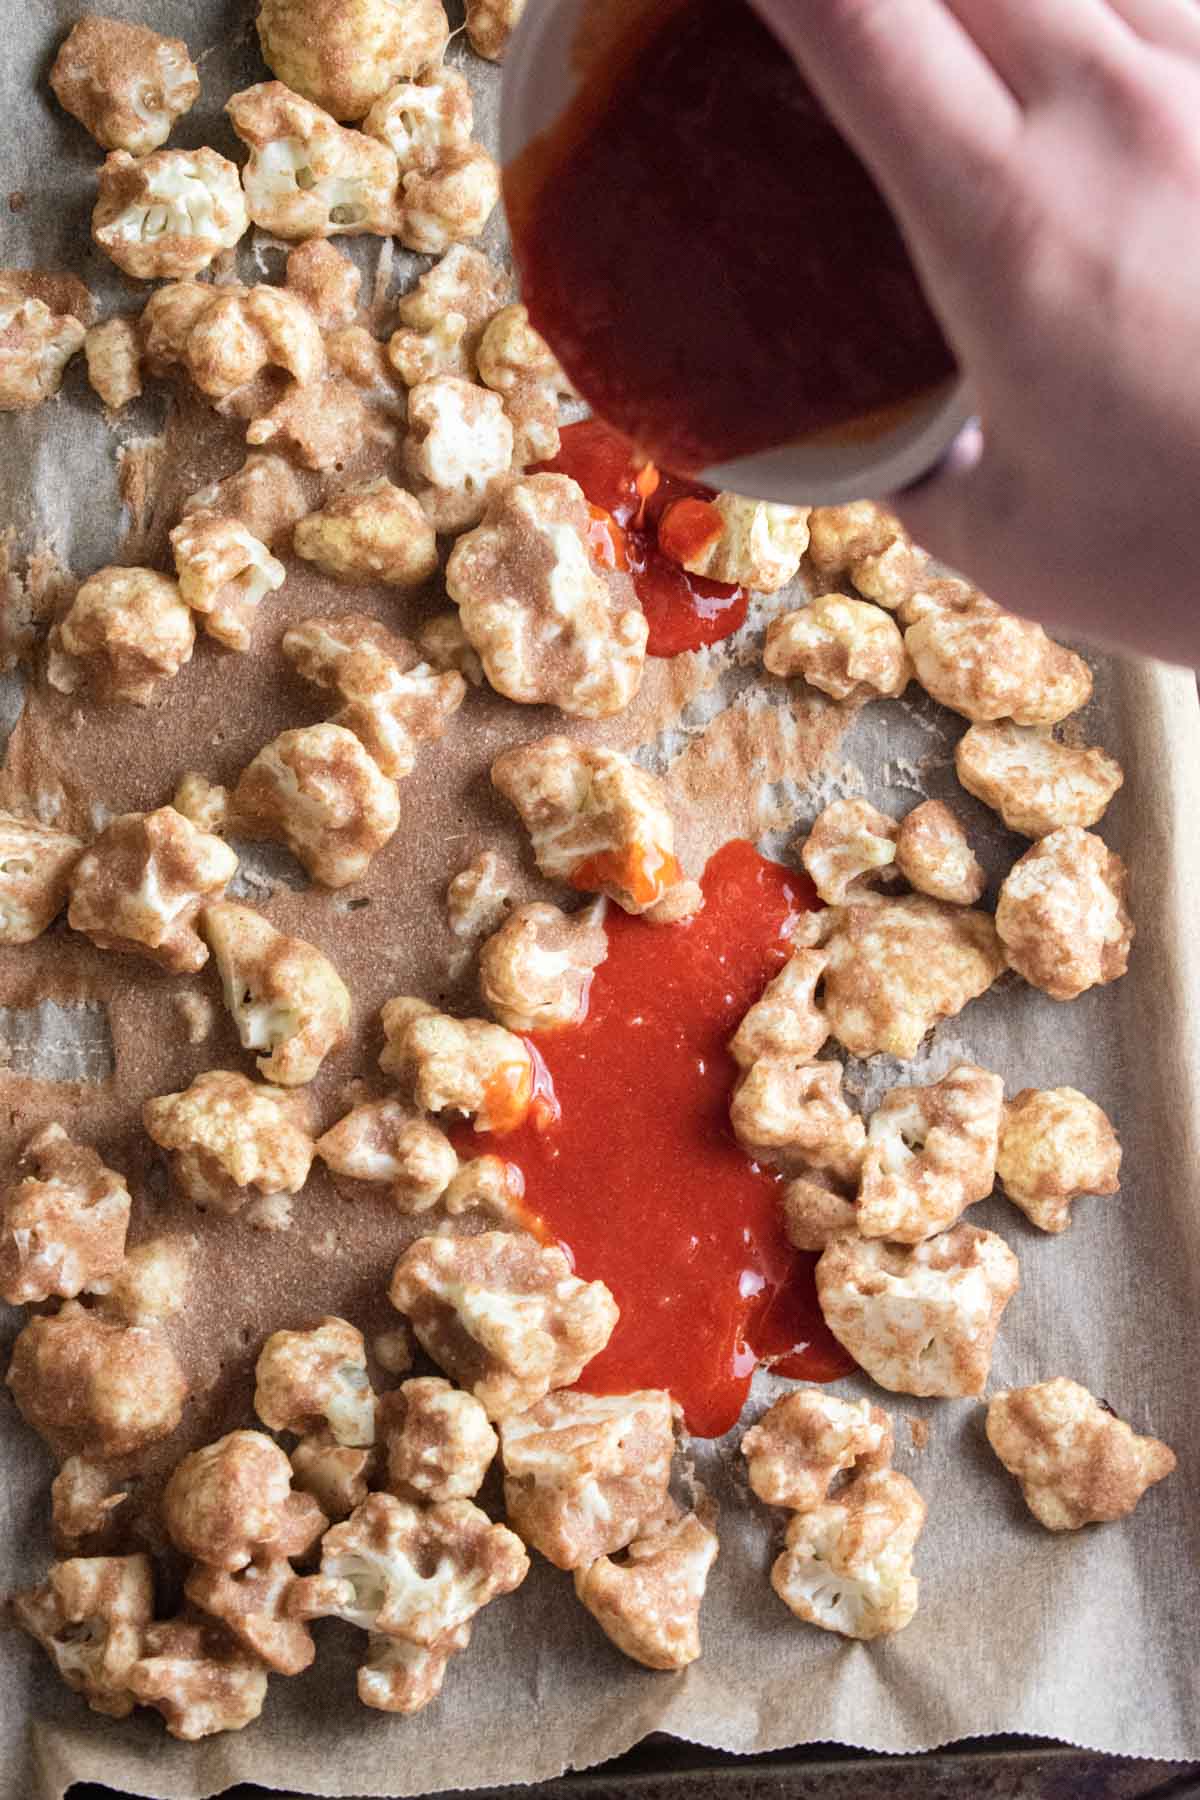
left=955, top=721, right=1124, bottom=839
left=51, top=1460, right=129, bottom=1553
left=480, top=900, right=607, bottom=1033
left=48, top=566, right=195, bottom=705
left=182, top=451, right=309, bottom=549
left=226, top=82, right=399, bottom=238
left=0, top=810, right=82, bottom=943
left=442, top=1155, right=525, bottom=1221
left=500, top=1388, right=675, bottom=1570
left=800, top=798, right=898, bottom=906
left=364, top=66, right=474, bottom=170
left=170, top=510, right=286, bottom=652
left=85, top=317, right=142, bottom=411
left=244, top=367, right=389, bottom=471
left=0, top=1124, right=131, bottom=1306
left=731, top=1058, right=865, bottom=1184
left=356, top=1626, right=470, bottom=1715
left=289, top=1429, right=375, bottom=1520
left=178, top=284, right=325, bottom=401
left=285, top=238, right=361, bottom=327
left=476, top=302, right=574, bottom=463
left=7, top=1301, right=187, bottom=1459
left=742, top=1390, right=893, bottom=1512
left=316, top=1099, right=459, bottom=1211
left=128, top=1616, right=269, bottom=1739
left=231, top=722, right=402, bottom=888
left=986, top=1379, right=1175, bottom=1531
left=771, top=1468, right=925, bottom=1640
left=294, top=478, right=438, bottom=587
left=163, top=1429, right=326, bottom=1571
left=256, top=0, right=448, bottom=121
left=402, top=376, right=514, bottom=530
left=144, top=1070, right=313, bottom=1217
left=895, top=800, right=985, bottom=906
left=0, top=285, right=86, bottom=411
left=765, top=594, right=911, bottom=703
left=14, top=1554, right=153, bottom=1719
left=203, top=901, right=351, bottom=1085
left=729, top=949, right=830, bottom=1070
left=997, top=1086, right=1121, bottom=1233
left=93, top=148, right=248, bottom=280
left=50, top=16, right=199, bottom=153
left=88, top=1236, right=193, bottom=1325
left=806, top=501, right=928, bottom=611
left=669, top=494, right=810, bottom=594
left=446, top=848, right=512, bottom=938
left=68, top=806, right=237, bottom=973
left=466, top=0, right=526, bottom=60
left=398, top=144, right=501, bottom=255
left=379, top=999, right=538, bottom=1134
left=779, top=1170, right=861, bottom=1252
left=996, top=827, right=1133, bottom=1001
left=904, top=586, right=1092, bottom=725
left=255, top=1316, right=376, bottom=1447
left=387, top=244, right=507, bottom=387
left=492, top=736, right=700, bottom=922
left=184, top=1557, right=315, bottom=1675
left=389, top=1231, right=618, bottom=1419
left=857, top=1064, right=1004, bottom=1244
left=172, top=772, right=229, bottom=837
left=816, top=1225, right=1019, bottom=1398
left=574, top=1503, right=719, bottom=1671
left=379, top=1376, right=498, bottom=1503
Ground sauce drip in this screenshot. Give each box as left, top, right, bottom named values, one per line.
left=507, top=0, right=958, bottom=475
left=472, top=840, right=855, bottom=1438
left=536, top=419, right=748, bottom=657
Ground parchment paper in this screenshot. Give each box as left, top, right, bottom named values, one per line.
left=3, top=6, right=1200, bottom=1799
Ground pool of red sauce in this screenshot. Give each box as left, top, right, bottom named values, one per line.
left=534, top=419, right=748, bottom=658
left=468, top=839, right=855, bottom=1439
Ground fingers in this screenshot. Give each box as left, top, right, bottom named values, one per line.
left=941, top=0, right=1136, bottom=100
left=885, top=421, right=987, bottom=575
left=1102, top=0, right=1200, bottom=55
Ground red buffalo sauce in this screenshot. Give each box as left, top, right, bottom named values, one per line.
left=506, top=0, right=958, bottom=475
left=470, top=839, right=855, bottom=1439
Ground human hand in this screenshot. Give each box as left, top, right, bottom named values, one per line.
left=749, top=0, right=1200, bottom=666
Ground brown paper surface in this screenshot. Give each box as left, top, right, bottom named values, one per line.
left=3, top=5, right=1200, bottom=1798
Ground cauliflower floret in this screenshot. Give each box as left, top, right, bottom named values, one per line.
left=402, top=376, right=513, bottom=531
left=85, top=317, right=142, bottom=411
left=476, top=303, right=573, bottom=463
left=379, top=1376, right=498, bottom=1503
left=771, top=1468, right=925, bottom=1640
left=226, top=82, right=399, bottom=239
left=764, top=594, right=911, bottom=703
left=399, top=145, right=501, bottom=255
left=183, top=451, right=309, bottom=549
left=446, top=848, right=512, bottom=939
left=0, top=288, right=86, bottom=411
left=51, top=1460, right=129, bottom=1553
left=442, top=1155, right=525, bottom=1221
left=290, top=1429, right=375, bottom=1519
left=14, top=1555, right=153, bottom=1720
left=184, top=1557, right=315, bottom=1675
left=7, top=1301, right=187, bottom=1459
left=574, top=1504, right=718, bottom=1671
left=0, top=1124, right=131, bottom=1306
left=180, top=284, right=325, bottom=401
left=316, top=1099, right=459, bottom=1211
left=0, top=810, right=82, bottom=943
left=499, top=1389, right=675, bottom=1570
left=285, top=238, right=362, bottom=327
left=128, top=1617, right=269, bottom=1739
left=68, top=807, right=236, bottom=973
left=389, top=1231, right=618, bottom=1419
left=857, top=1064, right=1004, bottom=1243
left=163, top=1430, right=326, bottom=1571
left=255, top=1316, right=377, bottom=1446
left=801, top=798, right=898, bottom=905
left=742, top=1390, right=893, bottom=1511
left=986, top=1379, right=1175, bottom=1531
left=448, top=475, right=651, bottom=717
left=356, top=1626, right=470, bottom=1715
left=173, top=772, right=229, bottom=837
left=995, top=827, right=1133, bottom=1001
left=144, top=1070, right=314, bottom=1216
left=88, top=1236, right=193, bottom=1324
left=256, top=0, right=448, bottom=121
left=997, top=1087, right=1121, bottom=1234
left=465, top=0, right=526, bottom=59
left=730, top=1058, right=866, bottom=1182
left=170, top=510, right=286, bottom=652
left=364, top=66, right=473, bottom=169
left=245, top=369, right=389, bottom=471
left=294, top=479, right=438, bottom=586
left=138, top=279, right=213, bottom=375
left=668, top=493, right=810, bottom=594
left=480, top=900, right=607, bottom=1034
left=807, top=501, right=928, bottom=611
left=730, top=950, right=830, bottom=1070
left=780, top=1171, right=861, bottom=1252
left=895, top=800, right=985, bottom=906
left=955, top=721, right=1124, bottom=839
left=905, top=589, right=1092, bottom=725
left=324, top=322, right=402, bottom=394
left=50, top=16, right=199, bottom=153
left=48, top=566, right=194, bottom=705
left=379, top=1000, right=539, bottom=1135
left=93, top=148, right=248, bottom=280
left=231, top=722, right=401, bottom=888
left=388, top=244, right=507, bottom=387
left=816, top=1225, right=1020, bottom=1398
left=203, top=901, right=351, bottom=1085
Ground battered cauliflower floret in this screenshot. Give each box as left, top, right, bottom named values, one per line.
left=293, top=479, right=438, bottom=586
left=244, top=370, right=387, bottom=471
left=986, top=1379, right=1176, bottom=1531
left=379, top=1001, right=538, bottom=1135
left=771, top=1468, right=925, bottom=1640
left=316, top=1099, right=458, bottom=1211
left=730, top=1058, right=866, bottom=1182
left=895, top=800, right=985, bottom=906
left=180, top=284, right=325, bottom=401
left=729, top=950, right=830, bottom=1070
left=203, top=901, right=351, bottom=1085
left=0, top=1124, right=131, bottom=1306
left=138, top=279, right=213, bottom=375
left=92, top=148, right=248, bottom=280
left=476, top=303, right=573, bottom=462
left=905, top=591, right=1093, bottom=725
left=995, top=827, right=1133, bottom=1000
left=290, top=1430, right=375, bottom=1519
left=801, top=798, right=898, bottom=905
left=127, top=1617, right=269, bottom=1739
left=816, top=1225, right=1020, bottom=1398
left=389, top=1231, right=619, bottom=1419
left=807, top=501, right=929, bottom=611
left=499, top=1389, right=675, bottom=1570
left=256, top=0, right=449, bottom=121
left=169, top=510, right=286, bottom=652
left=173, top=772, right=229, bottom=836
left=764, top=594, right=911, bottom=703
left=0, top=810, right=82, bottom=943
left=67, top=807, right=237, bottom=974
left=231, top=722, right=402, bottom=888
left=402, top=376, right=513, bottom=531
left=379, top=1376, right=498, bottom=1503
left=399, top=145, right=501, bottom=255
left=255, top=1316, right=377, bottom=1446
left=50, top=16, right=199, bottom=154
left=183, top=451, right=309, bottom=549
left=442, top=1155, right=525, bottom=1221
left=89, top=1236, right=193, bottom=1325
left=465, top=0, right=526, bottom=60
left=51, top=1459, right=129, bottom=1553
left=780, top=1170, right=861, bottom=1252
left=364, top=66, right=474, bottom=169
left=448, top=476, right=651, bottom=716
left=387, top=244, right=507, bottom=386
left=955, top=721, right=1124, bottom=839
left=289, top=1491, right=528, bottom=1644
left=997, top=1087, right=1121, bottom=1234
left=857, top=1064, right=1005, bottom=1243
left=285, top=238, right=361, bottom=327
left=84, top=317, right=142, bottom=411
left=163, top=1430, right=326, bottom=1571
left=184, top=1558, right=315, bottom=1675
left=144, top=1070, right=313, bottom=1216
left=670, top=494, right=811, bottom=594
left=480, top=900, right=607, bottom=1033
left=356, top=1626, right=470, bottom=1715
left=47, top=566, right=195, bottom=705
left=13, top=1555, right=153, bottom=1720
left=574, top=1504, right=718, bottom=1672
left=0, top=288, right=86, bottom=410
left=492, top=736, right=700, bottom=921
left=7, top=1301, right=187, bottom=1460
left=741, top=1390, right=893, bottom=1511
left=446, top=848, right=511, bottom=938
left=226, top=82, right=399, bottom=239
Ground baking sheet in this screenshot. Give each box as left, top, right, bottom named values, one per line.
left=3, top=4, right=1200, bottom=1799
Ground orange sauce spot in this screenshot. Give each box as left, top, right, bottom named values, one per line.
left=570, top=841, right=681, bottom=909
left=482, top=1057, right=537, bottom=1136
left=586, top=503, right=629, bottom=572
left=657, top=496, right=724, bottom=570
